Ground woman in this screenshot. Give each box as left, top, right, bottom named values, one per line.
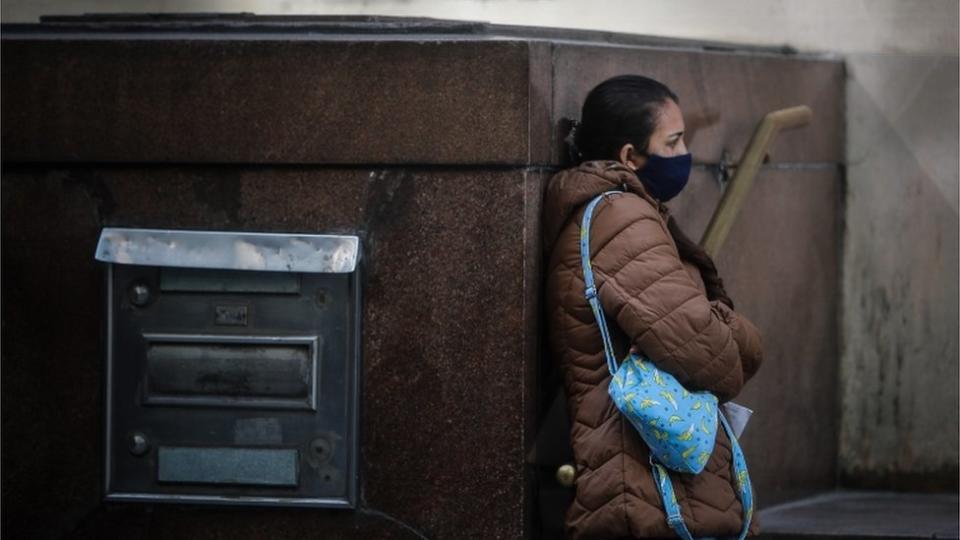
left=543, top=75, right=764, bottom=539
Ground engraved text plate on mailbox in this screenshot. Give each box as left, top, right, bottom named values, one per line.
left=96, top=229, right=360, bottom=508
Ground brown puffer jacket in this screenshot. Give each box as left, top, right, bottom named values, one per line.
left=543, top=160, right=763, bottom=539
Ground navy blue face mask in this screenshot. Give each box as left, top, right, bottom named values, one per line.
left=636, top=152, right=692, bottom=202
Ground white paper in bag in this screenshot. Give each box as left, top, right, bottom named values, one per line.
left=721, top=401, right=753, bottom=439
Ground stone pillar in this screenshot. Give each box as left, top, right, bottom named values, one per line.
left=1, top=15, right=843, bottom=538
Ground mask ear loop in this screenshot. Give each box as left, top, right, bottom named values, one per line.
left=630, top=148, right=648, bottom=185
left=632, top=146, right=651, bottom=174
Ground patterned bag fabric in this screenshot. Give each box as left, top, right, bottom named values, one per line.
left=607, top=352, right=719, bottom=473
left=579, top=190, right=754, bottom=540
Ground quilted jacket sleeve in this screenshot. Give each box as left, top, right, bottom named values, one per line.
left=587, top=193, right=761, bottom=401
left=721, top=301, right=764, bottom=384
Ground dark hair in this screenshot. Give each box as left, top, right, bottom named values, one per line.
left=570, top=74, right=678, bottom=163
left=570, top=75, right=734, bottom=309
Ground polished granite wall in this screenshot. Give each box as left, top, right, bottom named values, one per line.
left=1, top=16, right=843, bottom=539
left=1, top=165, right=544, bottom=539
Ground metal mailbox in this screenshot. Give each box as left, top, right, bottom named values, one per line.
left=95, top=228, right=361, bottom=507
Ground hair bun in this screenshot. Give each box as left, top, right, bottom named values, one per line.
left=562, top=118, right=583, bottom=164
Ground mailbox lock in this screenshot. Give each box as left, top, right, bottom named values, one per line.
left=128, top=432, right=150, bottom=456
left=128, top=282, right=152, bottom=307
left=314, top=289, right=327, bottom=309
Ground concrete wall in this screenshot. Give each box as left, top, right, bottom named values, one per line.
left=3, top=0, right=957, bottom=488
left=841, top=46, right=959, bottom=488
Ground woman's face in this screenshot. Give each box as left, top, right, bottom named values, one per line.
left=619, top=98, right=688, bottom=170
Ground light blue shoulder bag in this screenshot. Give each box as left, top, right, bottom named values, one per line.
left=580, top=190, right=754, bottom=540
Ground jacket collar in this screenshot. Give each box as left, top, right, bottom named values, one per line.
left=543, top=160, right=668, bottom=257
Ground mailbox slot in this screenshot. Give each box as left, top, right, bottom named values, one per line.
left=142, top=334, right=319, bottom=410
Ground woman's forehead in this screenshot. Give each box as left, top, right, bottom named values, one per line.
left=656, top=100, right=685, bottom=134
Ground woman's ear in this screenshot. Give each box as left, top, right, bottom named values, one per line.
left=618, top=144, right=647, bottom=171
left=618, top=143, right=636, bottom=169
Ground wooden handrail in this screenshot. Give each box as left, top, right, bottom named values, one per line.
left=699, top=106, right=812, bottom=258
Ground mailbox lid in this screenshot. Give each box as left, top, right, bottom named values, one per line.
left=95, top=228, right=360, bottom=273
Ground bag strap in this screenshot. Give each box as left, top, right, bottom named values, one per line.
left=723, top=410, right=755, bottom=540
left=651, top=413, right=754, bottom=540
left=579, top=190, right=626, bottom=376
left=579, top=191, right=754, bottom=539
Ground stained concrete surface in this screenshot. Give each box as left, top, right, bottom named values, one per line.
left=840, top=52, right=959, bottom=488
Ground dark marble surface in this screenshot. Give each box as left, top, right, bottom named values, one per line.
left=1, top=166, right=545, bottom=539
left=1, top=39, right=533, bottom=165
left=2, top=31, right=842, bottom=169
left=0, top=169, right=106, bottom=539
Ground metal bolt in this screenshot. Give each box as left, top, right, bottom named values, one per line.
left=129, top=283, right=151, bottom=307
left=128, top=432, right=150, bottom=456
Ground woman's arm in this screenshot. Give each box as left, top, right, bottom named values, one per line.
left=718, top=301, right=763, bottom=383
left=587, top=193, right=759, bottom=401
